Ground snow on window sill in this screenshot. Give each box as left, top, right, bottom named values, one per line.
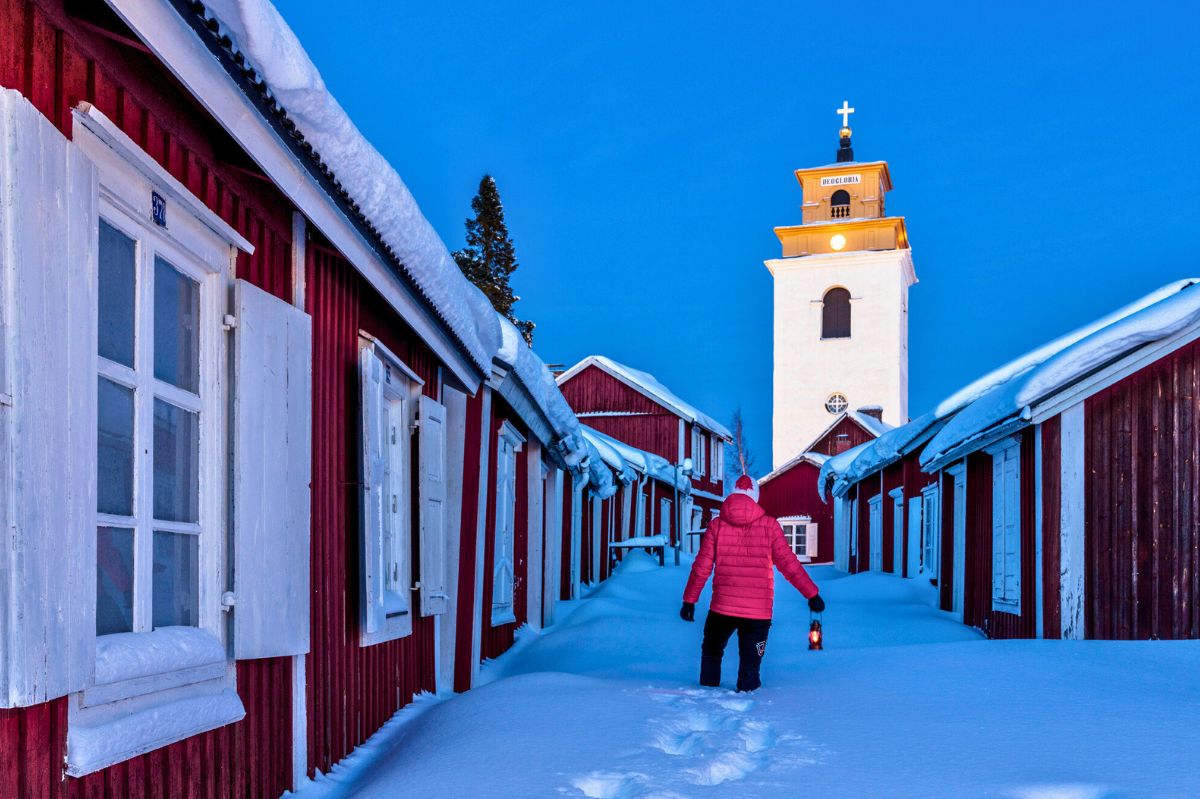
left=490, top=608, right=517, bottom=627
left=67, top=683, right=244, bottom=777
left=95, top=626, right=225, bottom=685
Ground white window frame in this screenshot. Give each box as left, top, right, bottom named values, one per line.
left=691, top=427, right=705, bottom=477
left=986, top=438, right=1023, bottom=614
left=492, top=420, right=525, bottom=626
left=659, top=497, right=671, bottom=538
left=359, top=336, right=423, bottom=647
left=849, top=497, right=859, bottom=557
left=68, top=104, right=247, bottom=777
left=713, top=439, right=724, bottom=483
left=779, top=515, right=816, bottom=561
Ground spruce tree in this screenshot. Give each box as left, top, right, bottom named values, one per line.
left=453, top=175, right=535, bottom=345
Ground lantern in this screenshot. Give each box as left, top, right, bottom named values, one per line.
left=808, top=615, right=823, bottom=651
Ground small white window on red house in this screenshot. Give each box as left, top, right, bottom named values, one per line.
left=920, top=484, right=941, bottom=577
left=986, top=438, right=1022, bottom=613
left=492, top=420, right=525, bottom=626
left=359, top=337, right=423, bottom=645
left=780, top=516, right=817, bottom=560
left=691, top=427, right=705, bottom=477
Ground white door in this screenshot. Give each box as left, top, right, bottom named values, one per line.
left=906, top=496, right=923, bottom=578
left=891, top=493, right=904, bottom=574
left=868, top=496, right=883, bottom=572
left=950, top=466, right=967, bottom=621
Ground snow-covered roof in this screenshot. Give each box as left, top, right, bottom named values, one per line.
left=202, top=0, right=500, bottom=373
left=828, top=413, right=947, bottom=498
left=758, top=451, right=829, bottom=486
left=493, top=316, right=587, bottom=468
left=848, top=410, right=894, bottom=438
left=816, top=441, right=874, bottom=499
left=923, top=279, right=1200, bottom=468
left=558, top=356, right=732, bottom=440
left=580, top=426, right=689, bottom=491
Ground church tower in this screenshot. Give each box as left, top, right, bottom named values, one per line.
left=766, top=102, right=916, bottom=468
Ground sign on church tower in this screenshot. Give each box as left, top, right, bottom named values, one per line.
left=765, top=103, right=917, bottom=468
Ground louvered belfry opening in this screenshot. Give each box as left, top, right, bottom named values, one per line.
left=822, top=287, right=852, bottom=338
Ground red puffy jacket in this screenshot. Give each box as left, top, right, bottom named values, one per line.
left=683, top=492, right=818, bottom=620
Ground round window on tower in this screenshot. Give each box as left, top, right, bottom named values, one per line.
left=825, top=393, right=849, bottom=415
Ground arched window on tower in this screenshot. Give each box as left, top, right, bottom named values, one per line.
left=822, top=287, right=851, bottom=339
left=831, top=189, right=851, bottom=219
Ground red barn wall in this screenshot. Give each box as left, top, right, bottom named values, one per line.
left=306, top=243, right=443, bottom=775
left=938, top=471, right=955, bottom=612
left=452, top=389, right=486, bottom=693
left=1040, top=417, right=1063, bottom=639
left=961, top=431, right=1037, bottom=640
left=759, top=461, right=834, bottom=562
left=1084, top=341, right=1200, bottom=640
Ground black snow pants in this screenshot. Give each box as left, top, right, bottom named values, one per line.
left=699, top=610, right=771, bottom=692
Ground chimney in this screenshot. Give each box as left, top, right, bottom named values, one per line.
left=547, top=364, right=566, bottom=378
left=857, top=405, right=883, bottom=422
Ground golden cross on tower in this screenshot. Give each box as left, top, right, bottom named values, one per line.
left=836, top=100, right=855, bottom=128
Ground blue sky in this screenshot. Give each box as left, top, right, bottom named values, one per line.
left=276, top=1, right=1199, bottom=470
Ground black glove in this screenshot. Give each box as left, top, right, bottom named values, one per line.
left=680, top=602, right=695, bottom=622
left=808, top=594, right=825, bottom=613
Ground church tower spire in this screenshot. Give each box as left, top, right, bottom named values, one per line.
left=764, top=104, right=917, bottom=468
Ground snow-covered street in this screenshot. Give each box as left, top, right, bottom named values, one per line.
left=297, top=553, right=1200, bottom=799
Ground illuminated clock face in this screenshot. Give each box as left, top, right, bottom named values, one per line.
left=830, top=233, right=847, bottom=251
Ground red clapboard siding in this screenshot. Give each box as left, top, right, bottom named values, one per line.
left=939, top=471, right=955, bottom=611
left=1085, top=341, right=1200, bottom=640
left=880, top=464, right=904, bottom=574
left=808, top=415, right=878, bottom=457
left=758, top=460, right=835, bottom=562
left=1041, top=417, right=1063, bottom=639
left=560, top=479, right=574, bottom=600
left=901, top=451, right=938, bottom=579
left=452, top=389, right=485, bottom=693
left=305, top=243, right=438, bottom=777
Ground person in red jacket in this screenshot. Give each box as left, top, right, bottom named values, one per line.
left=680, top=474, right=824, bottom=692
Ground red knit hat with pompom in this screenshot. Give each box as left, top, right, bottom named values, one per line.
left=731, top=474, right=759, bottom=502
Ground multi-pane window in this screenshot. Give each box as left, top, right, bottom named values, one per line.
left=96, top=219, right=204, bottom=637
left=921, top=485, right=941, bottom=577
left=780, top=517, right=817, bottom=559
left=691, top=427, right=705, bottom=477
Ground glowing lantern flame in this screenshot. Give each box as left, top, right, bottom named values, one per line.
left=808, top=618, right=823, bottom=651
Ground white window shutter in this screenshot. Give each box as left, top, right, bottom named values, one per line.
left=807, top=523, right=819, bottom=558
left=0, top=90, right=98, bottom=707
left=991, top=455, right=1005, bottom=604
left=418, top=395, right=448, bottom=616
left=1004, top=450, right=1021, bottom=605
left=232, top=279, right=312, bottom=659
left=359, top=347, right=387, bottom=634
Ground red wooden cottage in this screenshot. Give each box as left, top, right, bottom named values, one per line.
left=557, top=355, right=733, bottom=547
left=823, top=280, right=1200, bottom=643
left=0, top=1, right=594, bottom=797
left=919, top=278, right=1200, bottom=641
left=758, top=408, right=893, bottom=563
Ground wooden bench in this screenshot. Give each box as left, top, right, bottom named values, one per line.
left=608, top=534, right=669, bottom=570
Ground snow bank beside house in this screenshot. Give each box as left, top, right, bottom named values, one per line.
left=924, top=279, right=1200, bottom=466
left=293, top=555, right=1200, bottom=799
left=202, top=0, right=501, bottom=370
